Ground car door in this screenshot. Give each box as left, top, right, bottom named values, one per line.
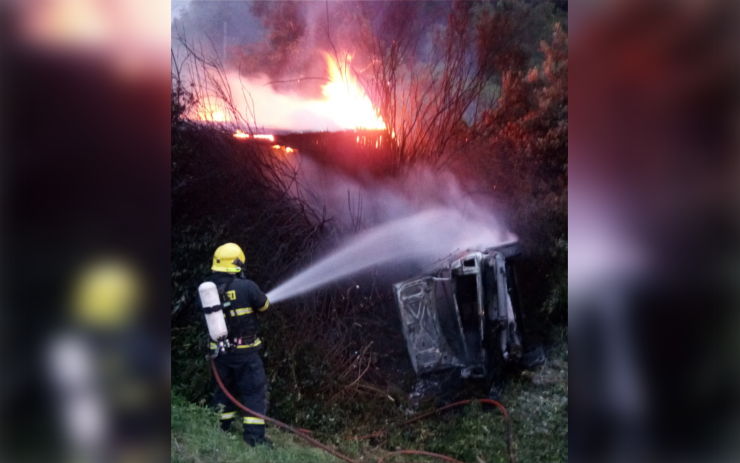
left=394, top=276, right=465, bottom=375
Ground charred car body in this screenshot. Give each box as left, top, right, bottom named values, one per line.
left=394, top=242, right=531, bottom=394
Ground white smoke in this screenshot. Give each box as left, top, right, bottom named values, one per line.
left=291, top=154, right=503, bottom=229
left=266, top=157, right=515, bottom=303
left=266, top=207, right=515, bottom=303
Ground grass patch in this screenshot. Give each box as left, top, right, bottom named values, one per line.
left=383, top=331, right=568, bottom=462
left=172, top=331, right=567, bottom=463
left=171, top=394, right=343, bottom=463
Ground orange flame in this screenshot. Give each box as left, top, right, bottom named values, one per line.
left=271, top=144, right=297, bottom=155
left=232, top=131, right=278, bottom=144
left=254, top=134, right=275, bottom=142
left=320, top=53, right=385, bottom=130
left=191, top=52, right=386, bottom=132
left=190, top=97, right=231, bottom=123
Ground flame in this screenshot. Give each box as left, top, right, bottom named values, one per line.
left=320, top=53, right=385, bottom=130
left=189, top=52, right=387, bottom=132
left=232, top=131, right=278, bottom=143
left=254, top=134, right=275, bottom=142
left=190, top=97, right=232, bottom=123
left=271, top=144, right=297, bottom=155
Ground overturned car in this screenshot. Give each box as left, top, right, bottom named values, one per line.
left=394, top=242, right=533, bottom=392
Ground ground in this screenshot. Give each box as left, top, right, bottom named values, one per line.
left=170, top=328, right=567, bottom=463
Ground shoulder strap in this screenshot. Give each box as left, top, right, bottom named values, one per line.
left=216, top=276, right=238, bottom=308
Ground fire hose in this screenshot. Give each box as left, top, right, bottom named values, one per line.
left=358, top=398, right=516, bottom=463
left=210, top=359, right=359, bottom=463
left=210, top=359, right=515, bottom=463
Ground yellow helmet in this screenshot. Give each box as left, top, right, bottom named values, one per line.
left=71, top=258, right=143, bottom=329
left=212, top=242, right=246, bottom=273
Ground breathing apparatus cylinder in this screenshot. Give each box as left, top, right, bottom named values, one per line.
left=198, top=282, right=230, bottom=354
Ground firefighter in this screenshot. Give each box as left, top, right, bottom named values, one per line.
left=204, top=242, right=271, bottom=447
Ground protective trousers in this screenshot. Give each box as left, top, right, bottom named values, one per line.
left=212, top=348, right=268, bottom=443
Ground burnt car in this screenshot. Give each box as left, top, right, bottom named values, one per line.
left=394, top=242, right=531, bottom=394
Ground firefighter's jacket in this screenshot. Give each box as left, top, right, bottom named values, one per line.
left=205, top=272, right=270, bottom=350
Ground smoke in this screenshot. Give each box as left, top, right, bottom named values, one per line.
left=293, top=156, right=500, bottom=228
left=267, top=207, right=515, bottom=303
left=172, top=1, right=401, bottom=81
left=172, top=1, right=325, bottom=93
left=266, top=155, right=515, bottom=303
left=171, top=1, right=451, bottom=131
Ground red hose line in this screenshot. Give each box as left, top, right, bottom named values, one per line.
left=402, top=398, right=510, bottom=426
left=210, top=358, right=514, bottom=463
left=210, top=359, right=360, bottom=463
left=404, top=399, right=516, bottom=463
left=357, top=398, right=515, bottom=463
left=379, top=450, right=464, bottom=463
left=358, top=398, right=511, bottom=439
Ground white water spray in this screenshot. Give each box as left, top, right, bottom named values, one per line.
left=266, top=208, right=516, bottom=303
